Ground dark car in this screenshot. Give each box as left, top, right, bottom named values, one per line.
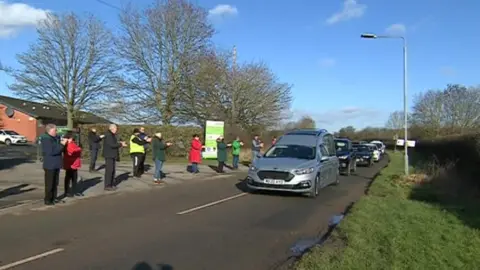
left=335, top=138, right=357, bottom=175
left=352, top=144, right=374, bottom=167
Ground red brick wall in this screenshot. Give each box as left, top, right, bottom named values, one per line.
left=0, top=104, right=38, bottom=142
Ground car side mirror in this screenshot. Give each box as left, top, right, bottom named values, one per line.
left=256, top=153, right=262, bottom=158
left=320, top=156, right=329, bottom=162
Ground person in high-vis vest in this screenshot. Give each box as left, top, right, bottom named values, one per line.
left=130, top=128, right=151, bottom=178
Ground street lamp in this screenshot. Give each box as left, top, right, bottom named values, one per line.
left=361, top=32, right=409, bottom=176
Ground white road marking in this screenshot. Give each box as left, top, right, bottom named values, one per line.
left=0, top=248, right=64, bottom=270
left=176, top=193, right=248, bottom=215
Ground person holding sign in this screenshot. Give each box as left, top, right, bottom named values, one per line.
left=189, top=134, right=204, bottom=173
left=231, top=136, right=243, bottom=170
left=152, top=132, right=173, bottom=183
left=216, top=136, right=231, bottom=173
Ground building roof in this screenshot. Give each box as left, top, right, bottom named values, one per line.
left=0, top=95, right=111, bottom=124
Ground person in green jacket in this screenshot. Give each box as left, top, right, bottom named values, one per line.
left=216, top=136, right=231, bottom=173
left=231, top=136, right=243, bottom=170
left=152, top=132, right=173, bottom=183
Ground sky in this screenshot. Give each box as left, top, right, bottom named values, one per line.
left=0, top=0, right=479, bottom=131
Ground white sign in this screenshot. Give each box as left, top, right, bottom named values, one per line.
left=396, top=139, right=416, bottom=147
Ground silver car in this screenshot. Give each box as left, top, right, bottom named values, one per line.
left=246, top=129, right=339, bottom=198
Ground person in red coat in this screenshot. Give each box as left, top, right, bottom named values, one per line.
left=63, top=132, right=83, bottom=197
left=189, top=134, right=204, bottom=173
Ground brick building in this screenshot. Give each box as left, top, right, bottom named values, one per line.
left=0, top=95, right=111, bottom=142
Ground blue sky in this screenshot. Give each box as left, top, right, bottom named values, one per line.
left=0, top=0, right=479, bottom=131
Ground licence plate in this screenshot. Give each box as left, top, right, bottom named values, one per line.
left=264, top=179, right=285, bottom=185
left=341, top=163, right=347, bottom=167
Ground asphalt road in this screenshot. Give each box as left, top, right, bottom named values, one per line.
left=0, top=157, right=388, bottom=270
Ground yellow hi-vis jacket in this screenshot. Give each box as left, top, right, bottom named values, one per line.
left=130, top=135, right=145, bottom=154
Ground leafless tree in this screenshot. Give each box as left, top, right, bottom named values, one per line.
left=411, top=84, right=480, bottom=136
left=113, top=0, right=214, bottom=125
left=385, top=111, right=405, bottom=130
left=3, top=13, right=119, bottom=129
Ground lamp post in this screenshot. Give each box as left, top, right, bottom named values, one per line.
left=361, top=33, right=409, bottom=176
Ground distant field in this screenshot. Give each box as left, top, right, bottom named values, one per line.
left=296, top=151, right=480, bottom=270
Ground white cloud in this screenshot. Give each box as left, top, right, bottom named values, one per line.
left=385, top=23, right=407, bottom=35
left=208, top=4, right=238, bottom=19
left=326, top=0, right=366, bottom=25
left=319, top=58, right=336, bottom=68
left=0, top=1, right=49, bottom=38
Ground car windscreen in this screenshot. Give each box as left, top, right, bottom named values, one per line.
left=335, top=140, right=349, bottom=152
left=353, top=145, right=370, bottom=152
left=4, top=130, right=19, bottom=135
left=374, top=143, right=382, bottom=149
left=264, top=144, right=316, bottom=160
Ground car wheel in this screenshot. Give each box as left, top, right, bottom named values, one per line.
left=4, top=139, right=11, bottom=146
left=308, top=174, right=320, bottom=198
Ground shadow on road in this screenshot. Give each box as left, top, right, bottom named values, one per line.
left=78, top=177, right=102, bottom=193
left=114, top=172, right=130, bottom=185
left=131, top=262, right=174, bottom=270
left=0, top=158, right=34, bottom=171
left=0, top=183, right=36, bottom=199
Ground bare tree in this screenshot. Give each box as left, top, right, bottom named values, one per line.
left=113, top=0, right=214, bottom=125
left=385, top=111, right=404, bottom=130
left=4, top=13, right=119, bottom=129
left=411, top=84, right=480, bottom=136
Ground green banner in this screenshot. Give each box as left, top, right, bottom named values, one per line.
left=203, top=120, right=224, bottom=159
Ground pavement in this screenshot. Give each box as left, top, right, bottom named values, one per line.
left=0, top=156, right=388, bottom=270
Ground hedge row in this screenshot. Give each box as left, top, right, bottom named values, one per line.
left=410, top=134, right=480, bottom=185
left=79, top=124, right=202, bottom=159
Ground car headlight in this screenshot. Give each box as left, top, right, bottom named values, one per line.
left=338, top=155, right=348, bottom=159
left=363, top=156, right=370, bottom=158
left=249, top=166, right=258, bottom=171
left=294, top=167, right=315, bottom=175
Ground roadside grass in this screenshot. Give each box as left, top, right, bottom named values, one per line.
left=296, top=151, right=480, bottom=270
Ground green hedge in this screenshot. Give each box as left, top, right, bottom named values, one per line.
left=79, top=124, right=202, bottom=159
left=410, top=134, right=480, bottom=185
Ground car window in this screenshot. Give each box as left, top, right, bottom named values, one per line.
left=320, top=145, right=329, bottom=157
left=264, top=144, right=316, bottom=160
left=4, top=130, right=19, bottom=135
left=324, top=134, right=336, bottom=156
left=335, top=140, right=349, bottom=152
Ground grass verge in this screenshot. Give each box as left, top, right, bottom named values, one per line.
left=296, top=151, right=480, bottom=270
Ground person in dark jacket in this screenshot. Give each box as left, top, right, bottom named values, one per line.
left=152, top=132, right=173, bottom=184
left=41, top=124, right=67, bottom=205
left=216, top=136, right=231, bottom=173
left=138, top=127, right=149, bottom=174
left=88, top=127, right=104, bottom=172
left=130, top=128, right=151, bottom=178
left=102, top=124, right=127, bottom=190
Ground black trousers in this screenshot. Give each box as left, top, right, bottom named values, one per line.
left=44, top=169, right=60, bottom=203
left=131, top=153, right=145, bottom=177
left=64, top=169, right=78, bottom=195
left=90, top=148, right=98, bottom=171
left=104, top=158, right=116, bottom=188
left=139, top=153, right=147, bottom=174
left=217, top=161, right=225, bottom=173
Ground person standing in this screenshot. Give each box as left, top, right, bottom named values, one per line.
left=63, top=132, right=83, bottom=197
left=216, top=136, right=231, bottom=173
left=41, top=124, right=67, bottom=205
left=103, top=124, right=127, bottom=191
left=152, top=132, right=173, bottom=184
left=231, top=136, right=243, bottom=170
left=88, top=127, right=104, bottom=172
left=130, top=128, right=151, bottom=178
left=138, top=127, right=149, bottom=174
left=189, top=134, right=203, bottom=173
left=251, top=135, right=263, bottom=163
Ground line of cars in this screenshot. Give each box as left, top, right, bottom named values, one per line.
left=245, top=128, right=386, bottom=198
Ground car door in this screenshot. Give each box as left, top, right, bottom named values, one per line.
left=319, top=145, right=330, bottom=187
left=324, top=134, right=338, bottom=184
